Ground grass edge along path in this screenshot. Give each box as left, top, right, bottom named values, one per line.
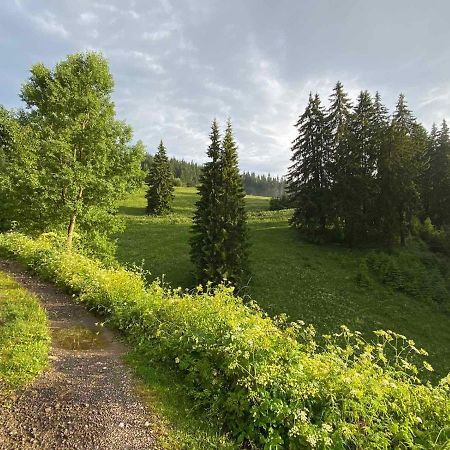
left=0, top=232, right=449, bottom=449
left=0, top=270, right=50, bottom=392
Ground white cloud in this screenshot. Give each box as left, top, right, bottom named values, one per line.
left=142, top=30, right=172, bottom=41
left=33, top=12, right=69, bottom=38
left=92, top=3, right=118, bottom=13
left=79, top=12, right=98, bottom=25
left=129, top=9, right=139, bottom=20
left=418, top=85, right=450, bottom=109
left=130, top=50, right=165, bottom=74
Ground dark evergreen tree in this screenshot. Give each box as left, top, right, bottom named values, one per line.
left=327, top=81, right=353, bottom=232
left=344, top=91, right=379, bottom=244
left=427, top=120, right=450, bottom=226
left=220, top=121, right=250, bottom=286
left=145, top=141, right=174, bottom=215
left=287, top=93, right=331, bottom=237
left=190, top=120, right=224, bottom=285
left=379, top=95, right=427, bottom=245
left=420, top=123, right=437, bottom=221
left=190, top=120, right=249, bottom=288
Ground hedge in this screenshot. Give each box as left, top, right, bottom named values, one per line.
left=0, top=232, right=449, bottom=449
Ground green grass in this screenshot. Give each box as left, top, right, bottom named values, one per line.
left=0, top=271, right=50, bottom=391
left=117, top=187, right=450, bottom=379
left=126, top=350, right=234, bottom=450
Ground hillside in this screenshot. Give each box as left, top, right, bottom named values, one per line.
left=117, top=187, right=450, bottom=379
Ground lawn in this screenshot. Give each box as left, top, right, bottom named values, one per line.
left=117, top=187, right=450, bottom=379
left=0, top=271, right=50, bottom=391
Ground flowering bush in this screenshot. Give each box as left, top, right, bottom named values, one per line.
left=0, top=232, right=449, bottom=449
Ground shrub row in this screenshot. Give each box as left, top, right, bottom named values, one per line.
left=0, top=232, right=449, bottom=449
left=362, top=248, right=450, bottom=304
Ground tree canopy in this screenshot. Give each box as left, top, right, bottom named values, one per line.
left=145, top=140, right=174, bottom=215
left=0, top=52, right=144, bottom=256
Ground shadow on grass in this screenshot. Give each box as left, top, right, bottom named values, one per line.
left=119, top=206, right=146, bottom=216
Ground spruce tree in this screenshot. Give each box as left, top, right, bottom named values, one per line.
left=428, top=120, right=450, bottom=226
left=190, top=120, right=249, bottom=288
left=420, top=123, right=438, bottom=220
left=220, top=120, right=249, bottom=287
left=379, top=94, right=427, bottom=245
left=190, top=120, right=223, bottom=284
left=327, top=81, right=353, bottom=232
left=145, top=141, right=174, bottom=215
left=344, top=91, right=379, bottom=244
left=287, top=93, right=331, bottom=237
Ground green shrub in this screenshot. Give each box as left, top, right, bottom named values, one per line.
left=365, top=249, right=450, bottom=304
left=269, top=195, right=291, bottom=211
left=0, top=231, right=449, bottom=449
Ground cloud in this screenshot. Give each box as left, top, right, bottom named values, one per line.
left=79, top=12, right=98, bottom=25
left=32, top=11, right=69, bottom=38
left=1, top=0, right=450, bottom=175
left=143, top=30, right=172, bottom=41
left=129, top=9, right=139, bottom=20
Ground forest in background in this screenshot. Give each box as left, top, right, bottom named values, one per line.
left=142, top=153, right=285, bottom=197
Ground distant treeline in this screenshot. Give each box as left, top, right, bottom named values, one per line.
left=241, top=172, right=285, bottom=197
left=142, top=153, right=285, bottom=197
left=142, top=154, right=201, bottom=187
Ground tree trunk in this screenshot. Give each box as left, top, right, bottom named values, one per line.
left=67, top=188, right=83, bottom=250
left=67, top=212, right=76, bottom=250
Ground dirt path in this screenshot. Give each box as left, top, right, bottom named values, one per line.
left=0, top=260, right=160, bottom=450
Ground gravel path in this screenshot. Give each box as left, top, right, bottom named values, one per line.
left=0, top=259, right=160, bottom=450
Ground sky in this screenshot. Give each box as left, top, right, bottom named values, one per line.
left=1, top=1, right=449, bottom=175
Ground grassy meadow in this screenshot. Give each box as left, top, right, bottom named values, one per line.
left=117, top=187, right=450, bottom=378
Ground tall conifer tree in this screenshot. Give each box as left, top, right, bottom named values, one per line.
left=220, top=121, right=249, bottom=286
left=145, top=140, right=174, bottom=215
left=287, top=93, right=330, bottom=236
left=422, top=123, right=438, bottom=219
left=190, top=120, right=249, bottom=288
left=327, top=81, right=353, bottom=230
left=190, top=121, right=222, bottom=284
left=428, top=120, right=450, bottom=226
left=379, top=95, right=427, bottom=245
left=344, top=91, right=379, bottom=244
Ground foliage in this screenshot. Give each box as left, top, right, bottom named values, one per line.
left=241, top=172, right=285, bottom=197
left=1, top=232, right=449, bottom=449
left=413, top=217, right=450, bottom=256
left=286, top=84, right=446, bottom=248
left=126, top=350, right=235, bottom=449
left=287, top=93, right=332, bottom=237
left=1, top=52, right=144, bottom=248
left=191, top=121, right=250, bottom=288
left=379, top=95, right=428, bottom=246
left=0, top=106, right=41, bottom=232
left=0, top=271, right=50, bottom=390
left=145, top=141, right=175, bottom=215
left=143, top=154, right=202, bottom=187
left=423, top=120, right=450, bottom=226
left=142, top=153, right=284, bottom=196
left=269, top=194, right=291, bottom=211
left=362, top=247, right=450, bottom=304
left=117, top=187, right=450, bottom=379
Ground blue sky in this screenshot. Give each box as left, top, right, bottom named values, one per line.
left=1, top=0, right=449, bottom=174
